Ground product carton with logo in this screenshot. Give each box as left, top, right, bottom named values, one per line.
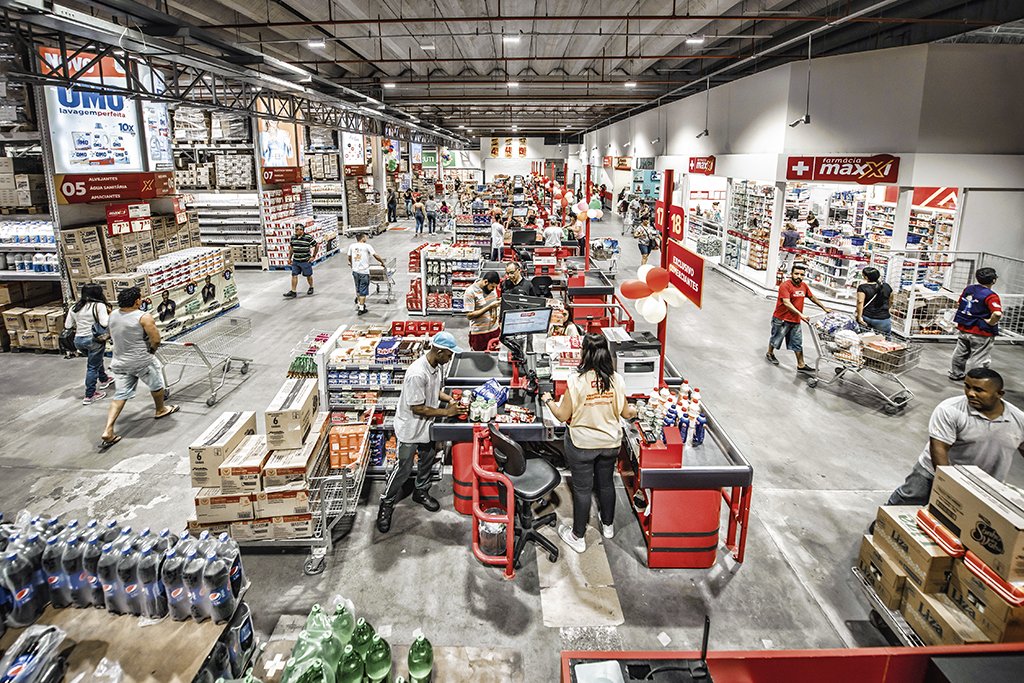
left=929, top=465, right=1024, bottom=583
left=44, top=309, right=64, bottom=334
left=2, top=307, right=30, bottom=332
left=873, top=505, right=954, bottom=592
left=17, top=330, right=39, bottom=348
left=185, top=516, right=231, bottom=537
left=111, top=273, right=150, bottom=298
left=261, top=428, right=324, bottom=489
left=901, top=582, right=990, bottom=646
left=254, top=483, right=310, bottom=518
left=60, top=225, right=104, bottom=254
left=946, top=557, right=1024, bottom=643
left=37, top=332, right=59, bottom=350
left=188, top=411, right=258, bottom=488
left=64, top=251, right=108, bottom=279
left=269, top=514, right=314, bottom=540
left=264, top=378, right=319, bottom=450
left=229, top=518, right=273, bottom=543
left=857, top=535, right=908, bottom=610
left=193, top=488, right=255, bottom=524
left=218, top=434, right=269, bottom=494
left=24, top=307, right=51, bottom=332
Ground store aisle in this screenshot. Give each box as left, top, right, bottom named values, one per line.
left=0, top=214, right=1022, bottom=682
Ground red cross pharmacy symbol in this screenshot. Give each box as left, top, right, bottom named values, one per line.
left=789, top=157, right=813, bottom=178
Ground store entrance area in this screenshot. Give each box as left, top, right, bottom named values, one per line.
left=2, top=212, right=1021, bottom=681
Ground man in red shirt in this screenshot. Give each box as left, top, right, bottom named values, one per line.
left=766, top=264, right=831, bottom=372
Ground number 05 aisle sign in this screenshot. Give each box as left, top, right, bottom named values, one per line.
left=666, top=239, right=705, bottom=308
left=54, top=172, right=175, bottom=204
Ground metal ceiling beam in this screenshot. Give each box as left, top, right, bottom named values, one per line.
left=293, top=54, right=739, bottom=65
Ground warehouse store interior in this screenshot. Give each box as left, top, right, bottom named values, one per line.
left=1, top=1, right=1024, bottom=682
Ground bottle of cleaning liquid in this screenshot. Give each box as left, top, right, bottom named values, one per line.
left=681, top=379, right=690, bottom=400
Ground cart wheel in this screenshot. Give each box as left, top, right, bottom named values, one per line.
left=240, top=362, right=250, bottom=375
left=883, top=404, right=900, bottom=416
left=224, top=360, right=232, bottom=372
left=304, top=556, right=326, bottom=576
left=164, top=388, right=171, bottom=400
left=834, top=367, right=844, bottom=375
left=547, top=552, right=558, bottom=563
left=807, top=379, right=818, bottom=388
left=869, top=610, right=887, bottom=631
left=206, top=395, right=218, bottom=407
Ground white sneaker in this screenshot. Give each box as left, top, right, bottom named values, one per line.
left=602, top=523, right=615, bottom=539
left=97, top=378, right=114, bottom=390
left=558, top=524, right=586, bottom=554
left=83, top=390, right=107, bottom=405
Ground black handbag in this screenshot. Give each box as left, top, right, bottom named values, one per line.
left=91, top=306, right=110, bottom=345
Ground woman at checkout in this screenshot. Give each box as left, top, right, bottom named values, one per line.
left=542, top=334, right=637, bottom=554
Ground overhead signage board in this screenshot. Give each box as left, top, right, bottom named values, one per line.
left=635, top=157, right=655, bottom=170
left=666, top=239, right=705, bottom=308
left=421, top=150, right=438, bottom=168
left=342, top=132, right=364, bottom=165
left=668, top=205, right=685, bottom=242
left=614, top=157, right=632, bottom=171
left=688, top=156, right=716, bottom=176
left=54, top=172, right=175, bottom=204
left=786, top=154, right=900, bottom=185
left=261, top=167, right=303, bottom=185
left=603, top=156, right=613, bottom=168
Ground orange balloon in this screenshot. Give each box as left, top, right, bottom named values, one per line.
left=645, top=267, right=670, bottom=292
left=620, top=280, right=654, bottom=300
left=560, top=197, right=569, bottom=207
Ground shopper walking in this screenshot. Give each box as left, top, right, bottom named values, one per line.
left=542, top=334, right=637, bottom=553
left=376, top=332, right=463, bottom=533
left=282, top=225, right=318, bottom=298
left=425, top=195, right=439, bottom=234
left=883, top=368, right=1024, bottom=507
left=439, top=200, right=451, bottom=232
left=490, top=215, right=505, bottom=261
left=64, top=283, right=114, bottom=405
left=856, top=267, right=894, bottom=336
left=543, top=222, right=564, bottom=248
left=949, top=267, right=1002, bottom=382
left=348, top=233, right=387, bottom=315
left=386, top=189, right=398, bottom=223
left=464, top=271, right=501, bottom=351
left=633, top=217, right=660, bottom=266
left=765, top=264, right=831, bottom=373
left=412, top=196, right=426, bottom=234
left=404, top=189, right=413, bottom=219
left=99, top=287, right=178, bottom=449
left=778, top=222, right=801, bottom=271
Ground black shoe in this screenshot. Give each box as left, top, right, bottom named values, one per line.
left=283, top=291, right=297, bottom=299
left=307, top=287, right=315, bottom=295
left=412, top=491, right=441, bottom=512
left=765, top=353, right=780, bottom=365
left=376, top=503, right=394, bottom=533
left=948, top=374, right=965, bottom=383
left=357, top=306, right=368, bottom=316
left=797, top=365, right=815, bottom=374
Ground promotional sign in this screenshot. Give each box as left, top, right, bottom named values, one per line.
left=261, top=167, right=303, bottom=185
left=614, top=157, right=632, bottom=171
left=504, top=138, right=513, bottom=158
left=382, top=138, right=401, bottom=172
left=145, top=267, right=239, bottom=335
left=343, top=165, right=367, bottom=176
left=172, top=196, right=188, bottom=225
left=258, top=117, right=298, bottom=168
left=654, top=200, right=666, bottom=235
left=666, top=239, right=705, bottom=308
left=489, top=137, right=500, bottom=158
left=603, top=156, right=613, bottom=169
left=439, top=148, right=455, bottom=168
left=105, top=202, right=151, bottom=236
left=786, top=154, right=900, bottom=185
left=410, top=142, right=423, bottom=165
left=518, top=137, right=527, bottom=158
left=54, top=172, right=175, bottom=204
left=421, top=150, right=438, bottom=168
left=879, top=185, right=959, bottom=210
left=688, top=156, right=716, bottom=176
left=342, top=132, right=364, bottom=165
left=635, top=157, right=655, bottom=170
left=668, top=205, right=685, bottom=242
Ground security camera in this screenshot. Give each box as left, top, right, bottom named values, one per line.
left=695, top=129, right=709, bottom=139
left=789, top=114, right=811, bottom=127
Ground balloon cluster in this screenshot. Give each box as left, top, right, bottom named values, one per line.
left=619, top=264, right=687, bottom=323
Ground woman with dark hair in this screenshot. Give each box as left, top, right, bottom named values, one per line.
left=64, top=283, right=113, bottom=404
left=856, top=267, right=893, bottom=336
left=542, top=333, right=637, bottom=554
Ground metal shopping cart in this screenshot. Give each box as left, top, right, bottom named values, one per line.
left=368, top=257, right=397, bottom=303
left=804, top=313, right=921, bottom=414
left=158, top=316, right=253, bottom=406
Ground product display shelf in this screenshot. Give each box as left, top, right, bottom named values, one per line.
left=420, top=244, right=482, bottom=315
left=907, top=206, right=955, bottom=250
left=190, top=191, right=264, bottom=264
left=864, top=201, right=896, bottom=252
left=727, top=180, right=775, bottom=272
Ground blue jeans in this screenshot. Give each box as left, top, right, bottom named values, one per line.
left=862, top=315, right=892, bottom=337
left=75, top=338, right=109, bottom=398
left=427, top=213, right=437, bottom=233
left=414, top=213, right=425, bottom=233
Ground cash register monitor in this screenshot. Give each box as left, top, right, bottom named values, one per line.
left=502, top=292, right=547, bottom=311
left=510, top=229, right=537, bottom=245
left=500, top=307, right=552, bottom=338
left=512, top=206, right=528, bottom=218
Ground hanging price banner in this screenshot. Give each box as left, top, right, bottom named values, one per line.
left=666, top=239, right=705, bottom=308
left=54, top=172, right=175, bottom=204
left=262, top=167, right=303, bottom=184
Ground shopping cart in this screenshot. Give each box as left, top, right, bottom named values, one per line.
left=851, top=566, right=925, bottom=646
left=369, top=257, right=397, bottom=303
left=589, top=239, right=620, bottom=277
left=157, top=316, right=254, bottom=406
left=804, top=313, right=920, bottom=414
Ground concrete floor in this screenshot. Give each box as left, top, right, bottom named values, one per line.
left=1, top=213, right=1022, bottom=681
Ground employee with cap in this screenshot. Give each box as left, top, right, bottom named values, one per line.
left=377, top=332, right=464, bottom=533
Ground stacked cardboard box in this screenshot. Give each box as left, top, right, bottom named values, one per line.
left=344, top=177, right=385, bottom=228
left=214, top=154, right=255, bottom=188
left=0, top=159, right=47, bottom=208
left=0, top=281, right=60, bottom=349
left=264, top=378, right=320, bottom=450
left=188, top=411, right=259, bottom=534
left=2, top=302, right=65, bottom=350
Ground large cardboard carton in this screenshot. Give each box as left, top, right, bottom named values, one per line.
left=185, top=516, right=231, bottom=537
left=18, top=330, right=39, bottom=348
left=929, top=465, right=1024, bottom=583
left=25, top=307, right=53, bottom=332
left=264, top=378, right=319, bottom=450
left=37, top=332, right=59, bottom=350
left=64, top=252, right=108, bottom=280
left=874, top=505, right=954, bottom=593
left=229, top=518, right=273, bottom=543
left=218, top=435, right=269, bottom=494
left=267, top=514, right=314, bottom=540
left=193, top=487, right=255, bottom=524
left=0, top=283, right=23, bottom=306
left=92, top=273, right=123, bottom=302
left=188, top=411, right=258, bottom=488
left=2, top=307, right=31, bottom=332
left=254, top=484, right=310, bottom=518
left=857, top=535, right=908, bottom=611
left=901, top=582, right=990, bottom=646
left=946, top=558, right=1024, bottom=643
left=60, top=225, right=104, bottom=254
left=261, top=428, right=324, bottom=489
left=44, top=309, right=64, bottom=334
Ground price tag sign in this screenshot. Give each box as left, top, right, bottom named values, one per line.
left=262, top=167, right=303, bottom=185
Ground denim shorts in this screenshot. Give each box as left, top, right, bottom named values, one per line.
left=769, top=317, right=803, bottom=352
left=291, top=261, right=313, bottom=277
left=353, top=272, right=370, bottom=296
left=638, top=242, right=652, bottom=255
left=112, top=359, right=165, bottom=400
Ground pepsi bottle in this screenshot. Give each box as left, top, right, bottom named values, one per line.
left=61, top=538, right=91, bottom=609
left=96, top=543, right=123, bottom=614
left=116, top=547, right=142, bottom=616
left=203, top=552, right=236, bottom=624
left=137, top=545, right=167, bottom=619
left=182, top=551, right=210, bottom=622
left=131, top=528, right=153, bottom=551
left=41, top=536, right=71, bottom=608
left=217, top=533, right=244, bottom=597
left=19, top=533, right=48, bottom=605
left=155, top=528, right=179, bottom=553
left=2, top=551, right=46, bottom=627
left=82, top=537, right=105, bottom=608
left=100, top=520, right=121, bottom=543
left=161, top=549, right=190, bottom=622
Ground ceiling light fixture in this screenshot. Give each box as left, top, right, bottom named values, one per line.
left=790, top=35, right=813, bottom=128
left=506, top=81, right=519, bottom=88
left=420, top=44, right=436, bottom=51
left=650, top=137, right=661, bottom=144
left=696, top=76, right=711, bottom=139
left=686, top=36, right=705, bottom=45
left=502, top=35, right=521, bottom=44
left=457, top=125, right=465, bottom=129
left=307, top=39, right=326, bottom=49
left=383, top=82, right=396, bottom=89
left=624, top=81, right=637, bottom=88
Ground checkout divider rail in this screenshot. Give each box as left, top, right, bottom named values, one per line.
left=704, top=404, right=753, bottom=564
left=470, top=424, right=518, bottom=580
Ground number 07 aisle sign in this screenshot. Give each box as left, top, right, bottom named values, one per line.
left=666, top=239, right=705, bottom=308
left=54, top=172, right=176, bottom=204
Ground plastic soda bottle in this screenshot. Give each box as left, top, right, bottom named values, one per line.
left=96, top=543, right=123, bottom=614
left=1, top=551, right=47, bottom=627
left=81, top=537, right=105, bottom=608
left=60, top=537, right=91, bottom=608
left=41, top=536, right=71, bottom=608
left=363, top=635, right=392, bottom=683
left=203, top=552, right=237, bottom=624
left=336, top=645, right=364, bottom=683
left=349, top=618, right=375, bottom=657
left=137, top=545, right=168, bottom=619
left=161, top=549, right=191, bottom=621
left=330, top=603, right=355, bottom=645
left=182, top=551, right=210, bottom=622
left=407, top=635, right=434, bottom=682
left=116, top=547, right=142, bottom=615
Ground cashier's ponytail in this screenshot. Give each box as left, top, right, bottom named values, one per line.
left=578, top=333, right=615, bottom=394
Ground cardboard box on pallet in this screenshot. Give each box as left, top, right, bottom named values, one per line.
left=857, top=535, right=908, bottom=611
left=874, top=505, right=954, bottom=593
left=929, top=465, right=1024, bottom=583
left=946, top=557, right=1024, bottom=643
left=264, top=378, right=320, bottom=450
left=231, top=514, right=314, bottom=542
left=37, top=331, right=59, bottom=350
left=0, top=283, right=23, bottom=306
left=24, top=307, right=51, bottom=332
left=189, top=411, right=258, bottom=488
left=44, top=310, right=64, bottom=334
left=902, top=582, right=990, bottom=646
left=111, top=273, right=150, bottom=298
left=218, top=435, right=269, bottom=494
left=59, top=225, right=104, bottom=254
left=193, top=487, right=255, bottom=524
left=18, top=330, right=39, bottom=348
left=64, top=252, right=108, bottom=280
left=92, top=274, right=124, bottom=301
left=2, top=307, right=31, bottom=332
left=137, top=231, right=155, bottom=261
left=261, top=428, right=325, bottom=489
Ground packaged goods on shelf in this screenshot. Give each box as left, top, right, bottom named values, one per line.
left=344, top=176, right=384, bottom=228
left=214, top=154, right=255, bottom=189
left=305, top=153, right=341, bottom=180
left=306, top=126, right=336, bottom=151
left=210, top=112, right=250, bottom=142
left=136, top=246, right=230, bottom=293
left=175, top=161, right=216, bottom=190
left=726, top=180, right=775, bottom=272
left=421, top=244, right=482, bottom=313
left=172, top=106, right=209, bottom=142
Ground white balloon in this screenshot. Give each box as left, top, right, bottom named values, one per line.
left=637, top=264, right=655, bottom=282
left=661, top=286, right=687, bottom=307
left=576, top=201, right=588, bottom=213
left=595, top=209, right=604, bottom=219
left=636, top=296, right=667, bottom=323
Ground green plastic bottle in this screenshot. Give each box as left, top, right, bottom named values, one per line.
left=295, top=657, right=336, bottom=683
left=317, top=630, right=344, bottom=669
left=349, top=617, right=375, bottom=657
left=331, top=603, right=356, bottom=645
left=395, top=678, right=407, bottom=683
left=407, top=635, right=434, bottom=682
left=279, top=657, right=301, bottom=683
left=305, top=604, right=332, bottom=635
left=336, top=645, right=364, bottom=683
left=291, top=630, right=321, bottom=665
left=363, top=635, right=392, bottom=683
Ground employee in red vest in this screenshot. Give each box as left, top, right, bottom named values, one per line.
left=949, top=267, right=1002, bottom=382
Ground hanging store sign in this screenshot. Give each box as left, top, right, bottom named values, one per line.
left=688, top=156, right=716, bottom=176
left=342, top=132, right=364, bottom=166
left=258, top=116, right=298, bottom=168
left=54, top=172, right=175, bottom=204
left=410, top=142, right=423, bottom=165
left=262, top=167, right=303, bottom=185
left=635, top=157, right=655, bottom=170
left=421, top=150, right=437, bottom=168
left=603, top=156, right=613, bottom=168
left=668, top=205, right=685, bottom=242
left=666, top=239, right=705, bottom=308
left=786, top=154, right=900, bottom=185
left=615, top=157, right=632, bottom=171
left=654, top=200, right=666, bottom=234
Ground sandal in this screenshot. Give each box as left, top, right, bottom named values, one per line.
left=155, top=405, right=180, bottom=420
left=98, top=435, right=122, bottom=451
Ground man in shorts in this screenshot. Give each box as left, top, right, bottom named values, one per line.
left=765, top=264, right=830, bottom=373
left=347, top=232, right=387, bottom=315
left=283, top=225, right=318, bottom=298
left=100, top=287, right=178, bottom=448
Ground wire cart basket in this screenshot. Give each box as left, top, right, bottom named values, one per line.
left=369, top=257, right=397, bottom=303
left=804, top=314, right=921, bottom=414
left=851, top=567, right=925, bottom=646
left=157, top=316, right=254, bottom=407
left=589, top=239, right=620, bottom=277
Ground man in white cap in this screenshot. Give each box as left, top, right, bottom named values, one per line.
left=377, top=331, right=465, bottom=533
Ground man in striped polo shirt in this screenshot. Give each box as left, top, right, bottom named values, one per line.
left=283, top=225, right=319, bottom=298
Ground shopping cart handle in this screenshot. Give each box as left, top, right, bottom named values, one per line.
left=964, top=551, right=1024, bottom=606
left=916, top=508, right=965, bottom=557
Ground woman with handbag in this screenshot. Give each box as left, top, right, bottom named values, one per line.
left=63, top=283, right=113, bottom=404
left=856, top=267, right=894, bottom=337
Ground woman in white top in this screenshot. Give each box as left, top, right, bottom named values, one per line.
left=542, top=334, right=637, bottom=553
left=64, top=283, right=113, bottom=404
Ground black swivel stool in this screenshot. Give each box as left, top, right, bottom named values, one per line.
left=488, top=423, right=561, bottom=566
left=530, top=275, right=554, bottom=298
